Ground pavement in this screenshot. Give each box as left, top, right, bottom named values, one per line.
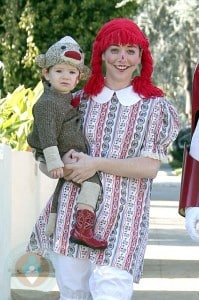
left=133, top=163, right=199, bottom=299
left=11, top=163, right=199, bottom=300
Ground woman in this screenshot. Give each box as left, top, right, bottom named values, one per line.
left=28, top=18, right=179, bottom=300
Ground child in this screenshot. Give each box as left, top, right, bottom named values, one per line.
left=27, top=36, right=107, bottom=249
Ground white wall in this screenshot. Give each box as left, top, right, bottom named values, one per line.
left=10, top=150, right=57, bottom=250
left=0, top=144, right=12, bottom=300
left=0, top=144, right=57, bottom=299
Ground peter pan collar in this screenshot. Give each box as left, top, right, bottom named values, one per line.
left=91, top=86, right=143, bottom=106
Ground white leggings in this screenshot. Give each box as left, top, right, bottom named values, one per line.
left=190, top=120, right=199, bottom=161
left=50, top=252, right=134, bottom=300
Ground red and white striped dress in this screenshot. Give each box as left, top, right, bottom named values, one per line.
left=27, top=86, right=179, bottom=283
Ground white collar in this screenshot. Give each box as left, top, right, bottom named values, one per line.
left=91, top=86, right=143, bottom=106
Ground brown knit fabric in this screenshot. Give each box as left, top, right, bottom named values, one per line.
left=28, top=83, right=88, bottom=157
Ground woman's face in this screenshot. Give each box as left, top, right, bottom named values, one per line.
left=102, top=44, right=141, bottom=89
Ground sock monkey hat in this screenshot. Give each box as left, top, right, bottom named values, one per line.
left=36, top=36, right=90, bottom=79
left=84, top=18, right=164, bottom=98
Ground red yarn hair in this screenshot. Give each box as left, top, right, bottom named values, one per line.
left=84, top=18, right=164, bottom=98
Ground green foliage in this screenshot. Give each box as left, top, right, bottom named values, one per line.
left=0, top=0, right=40, bottom=95
left=0, top=0, right=138, bottom=96
left=134, top=0, right=199, bottom=122
left=0, top=81, right=43, bottom=150
left=0, top=0, right=139, bottom=151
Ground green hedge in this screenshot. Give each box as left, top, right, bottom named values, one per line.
left=0, top=81, right=43, bottom=150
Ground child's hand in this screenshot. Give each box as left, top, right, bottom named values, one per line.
left=50, top=167, right=64, bottom=179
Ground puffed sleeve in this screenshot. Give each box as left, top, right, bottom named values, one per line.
left=141, top=97, right=179, bottom=161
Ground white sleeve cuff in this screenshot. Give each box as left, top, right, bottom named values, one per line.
left=43, top=146, right=64, bottom=172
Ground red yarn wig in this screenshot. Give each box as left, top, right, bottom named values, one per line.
left=84, top=18, right=164, bottom=98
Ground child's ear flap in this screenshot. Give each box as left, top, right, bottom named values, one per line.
left=79, top=66, right=90, bottom=81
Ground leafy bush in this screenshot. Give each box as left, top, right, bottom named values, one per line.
left=0, top=81, right=43, bottom=150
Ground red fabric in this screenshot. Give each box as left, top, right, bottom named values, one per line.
left=178, top=62, right=199, bottom=216
left=191, top=62, right=199, bottom=134
left=84, top=18, right=164, bottom=98
left=71, top=95, right=80, bottom=107
left=64, top=51, right=81, bottom=61
left=179, top=147, right=199, bottom=217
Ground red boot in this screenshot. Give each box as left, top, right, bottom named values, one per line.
left=69, top=209, right=107, bottom=250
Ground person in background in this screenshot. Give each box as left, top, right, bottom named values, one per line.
left=27, top=36, right=107, bottom=250
left=27, top=18, right=179, bottom=300
left=179, top=61, right=199, bottom=242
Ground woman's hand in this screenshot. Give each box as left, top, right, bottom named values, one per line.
left=62, top=149, right=78, bottom=179
left=64, top=151, right=97, bottom=184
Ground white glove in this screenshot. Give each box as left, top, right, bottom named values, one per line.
left=185, top=207, right=199, bottom=242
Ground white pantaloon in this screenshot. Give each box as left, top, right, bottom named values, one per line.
left=50, top=252, right=134, bottom=300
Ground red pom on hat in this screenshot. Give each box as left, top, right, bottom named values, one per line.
left=84, top=18, right=164, bottom=98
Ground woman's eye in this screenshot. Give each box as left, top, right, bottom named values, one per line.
left=111, top=48, right=119, bottom=54
left=127, top=49, right=135, bottom=55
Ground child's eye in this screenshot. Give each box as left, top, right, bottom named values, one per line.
left=56, top=69, right=62, bottom=73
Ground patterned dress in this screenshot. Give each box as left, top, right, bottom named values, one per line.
left=27, top=86, right=179, bottom=283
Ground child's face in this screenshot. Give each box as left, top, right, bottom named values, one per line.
left=43, top=63, right=80, bottom=93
